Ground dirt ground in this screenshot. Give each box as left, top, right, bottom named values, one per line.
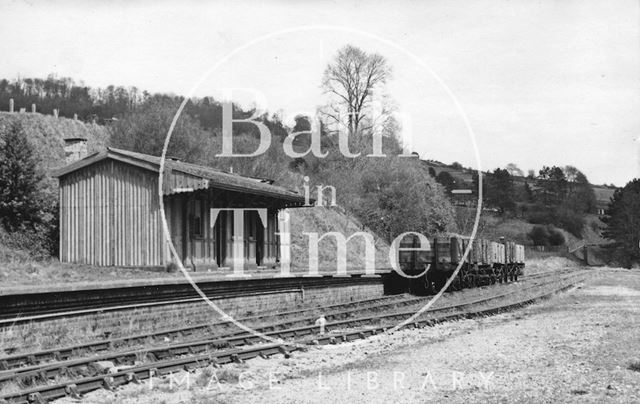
left=59, top=267, right=640, bottom=404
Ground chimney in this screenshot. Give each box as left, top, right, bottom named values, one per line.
left=64, top=138, right=88, bottom=164
left=9, top=98, right=13, bottom=113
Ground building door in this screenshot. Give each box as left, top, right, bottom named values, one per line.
left=245, top=210, right=259, bottom=267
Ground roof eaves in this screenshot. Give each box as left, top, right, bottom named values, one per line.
left=52, top=150, right=106, bottom=177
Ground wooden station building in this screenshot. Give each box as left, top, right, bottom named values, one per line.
left=54, top=147, right=307, bottom=270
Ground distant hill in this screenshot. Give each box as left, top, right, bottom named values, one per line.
left=421, top=158, right=618, bottom=209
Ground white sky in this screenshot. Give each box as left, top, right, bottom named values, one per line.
left=1, top=0, right=638, bottom=186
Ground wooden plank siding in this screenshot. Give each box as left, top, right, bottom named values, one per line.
left=58, top=153, right=293, bottom=268
left=59, top=160, right=165, bottom=266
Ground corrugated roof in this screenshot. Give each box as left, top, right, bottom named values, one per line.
left=54, top=147, right=306, bottom=204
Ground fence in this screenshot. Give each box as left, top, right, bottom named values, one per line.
left=525, top=245, right=569, bottom=254
left=5, top=98, right=69, bottom=120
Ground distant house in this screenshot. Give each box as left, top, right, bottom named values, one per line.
left=54, top=146, right=307, bottom=269
left=592, top=185, right=616, bottom=216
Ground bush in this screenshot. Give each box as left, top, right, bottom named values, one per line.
left=528, top=225, right=550, bottom=246
left=528, top=225, right=565, bottom=247
left=556, top=209, right=585, bottom=238
left=547, top=228, right=566, bottom=246
left=0, top=225, right=56, bottom=261
left=526, top=207, right=584, bottom=238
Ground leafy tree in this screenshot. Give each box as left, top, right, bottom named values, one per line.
left=537, top=166, right=567, bottom=206
left=435, top=171, right=456, bottom=193
left=0, top=121, right=45, bottom=230
left=602, top=179, right=640, bottom=266
left=487, top=168, right=515, bottom=214
left=563, top=165, right=596, bottom=214
left=528, top=225, right=565, bottom=247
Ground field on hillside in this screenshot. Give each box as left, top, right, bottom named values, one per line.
left=474, top=211, right=607, bottom=249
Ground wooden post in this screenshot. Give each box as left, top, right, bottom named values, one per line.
left=31, top=103, right=36, bottom=113
left=583, top=245, right=589, bottom=266
left=9, top=98, right=13, bottom=113
left=53, top=109, right=59, bottom=118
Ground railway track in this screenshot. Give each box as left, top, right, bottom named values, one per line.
left=0, top=268, right=567, bottom=328
left=0, top=268, right=572, bottom=359
left=0, top=272, right=578, bottom=378
left=0, top=270, right=584, bottom=403
left=0, top=268, right=574, bottom=362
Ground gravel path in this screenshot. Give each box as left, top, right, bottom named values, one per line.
left=60, top=268, right=640, bottom=404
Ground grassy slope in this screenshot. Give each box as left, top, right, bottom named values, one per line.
left=0, top=111, right=109, bottom=195
left=290, top=206, right=390, bottom=273
left=477, top=211, right=607, bottom=249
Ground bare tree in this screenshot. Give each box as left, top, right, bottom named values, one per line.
left=321, top=45, right=392, bottom=138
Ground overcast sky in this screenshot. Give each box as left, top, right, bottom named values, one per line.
left=1, top=0, right=638, bottom=186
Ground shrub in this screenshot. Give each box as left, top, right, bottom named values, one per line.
left=0, top=225, right=56, bottom=261
left=528, top=225, right=550, bottom=246
left=526, top=207, right=584, bottom=238
left=547, top=227, right=565, bottom=246
left=556, top=209, right=585, bottom=238
left=528, top=225, right=565, bottom=247
left=628, top=361, right=640, bottom=372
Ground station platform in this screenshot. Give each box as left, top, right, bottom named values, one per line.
left=0, top=267, right=391, bottom=296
